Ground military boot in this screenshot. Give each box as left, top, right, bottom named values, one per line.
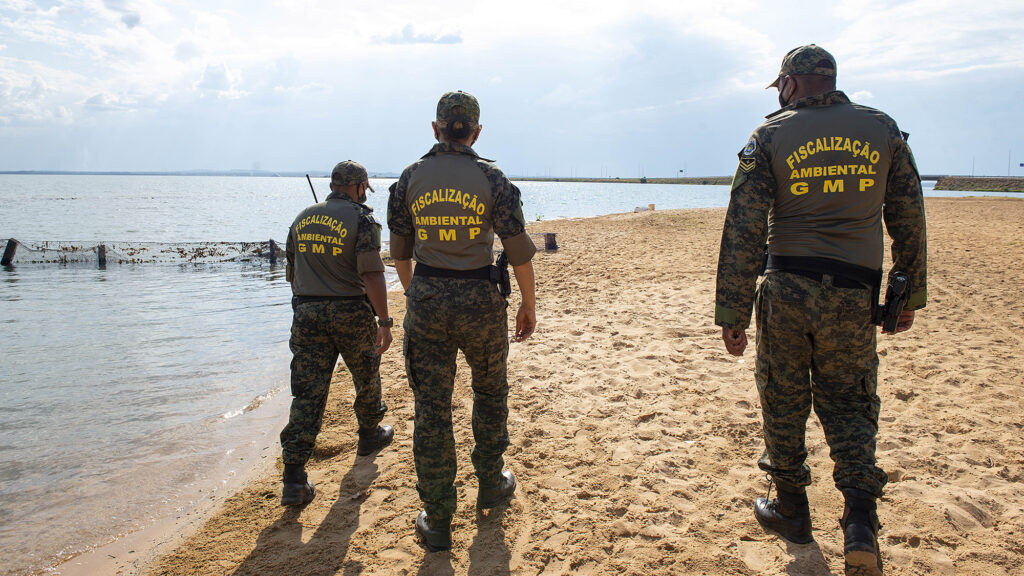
left=356, top=424, right=394, bottom=456
left=477, top=470, right=517, bottom=509
left=415, top=511, right=452, bottom=552
left=754, top=479, right=813, bottom=544
left=281, top=464, right=316, bottom=507
left=841, top=488, right=883, bottom=576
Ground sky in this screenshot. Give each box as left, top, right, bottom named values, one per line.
left=1, top=0, right=1022, bottom=177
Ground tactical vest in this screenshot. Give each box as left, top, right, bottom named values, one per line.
left=768, top=102, right=894, bottom=270
left=405, top=153, right=496, bottom=270
left=289, top=195, right=365, bottom=297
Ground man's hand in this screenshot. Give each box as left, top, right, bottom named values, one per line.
left=375, top=326, right=392, bottom=354
left=722, top=327, right=747, bottom=356
left=513, top=304, right=535, bottom=342
left=883, top=309, right=915, bottom=335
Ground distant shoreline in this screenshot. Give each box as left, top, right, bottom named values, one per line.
left=0, top=170, right=360, bottom=178
left=934, top=176, right=1024, bottom=193
left=0, top=171, right=733, bottom=185
left=512, top=176, right=733, bottom=185
left=5, top=172, right=1021, bottom=191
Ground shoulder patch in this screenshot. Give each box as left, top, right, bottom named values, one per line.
left=739, top=159, right=756, bottom=173
left=742, top=137, right=757, bottom=157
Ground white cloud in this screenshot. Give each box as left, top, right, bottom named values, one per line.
left=273, top=83, right=330, bottom=96
left=0, top=70, right=78, bottom=126
left=195, top=63, right=239, bottom=93
left=174, top=40, right=201, bottom=61
left=121, top=12, right=141, bottom=29
left=831, top=0, right=1024, bottom=81
left=375, top=24, right=462, bottom=45
left=0, top=0, right=1021, bottom=173
left=851, top=90, right=874, bottom=101
left=84, top=92, right=124, bottom=111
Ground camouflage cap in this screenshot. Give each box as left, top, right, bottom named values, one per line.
left=767, top=44, right=836, bottom=88
left=436, top=90, right=480, bottom=127
left=331, top=160, right=368, bottom=186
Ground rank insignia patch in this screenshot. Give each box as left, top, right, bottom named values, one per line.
left=739, top=159, right=756, bottom=173
left=742, top=137, right=757, bottom=156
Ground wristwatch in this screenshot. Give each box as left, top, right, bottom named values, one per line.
left=377, top=317, right=394, bottom=328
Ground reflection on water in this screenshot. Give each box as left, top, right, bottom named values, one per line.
left=0, top=262, right=293, bottom=574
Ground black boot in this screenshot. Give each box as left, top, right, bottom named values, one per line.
left=841, top=488, right=883, bottom=576
left=281, top=464, right=316, bottom=507
left=357, top=424, right=394, bottom=456
left=754, top=479, right=813, bottom=544
left=415, top=511, right=452, bottom=552
left=477, top=470, right=517, bottom=509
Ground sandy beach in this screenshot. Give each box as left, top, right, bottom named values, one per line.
left=73, top=197, right=1024, bottom=576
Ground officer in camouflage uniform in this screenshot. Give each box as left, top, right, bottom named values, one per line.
left=387, top=91, right=537, bottom=551
left=280, top=160, right=395, bottom=507
left=715, top=46, right=927, bottom=575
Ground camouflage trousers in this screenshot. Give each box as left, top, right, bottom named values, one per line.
left=754, top=271, right=888, bottom=498
left=280, top=298, right=388, bottom=467
left=404, top=276, right=510, bottom=521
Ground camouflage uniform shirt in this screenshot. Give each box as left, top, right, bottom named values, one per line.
left=715, top=91, right=927, bottom=329
left=286, top=192, right=385, bottom=297
left=388, top=142, right=535, bottom=268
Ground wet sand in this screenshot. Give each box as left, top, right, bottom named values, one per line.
left=86, top=197, right=1024, bottom=576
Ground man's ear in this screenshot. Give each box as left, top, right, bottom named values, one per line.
left=782, top=75, right=797, bottom=101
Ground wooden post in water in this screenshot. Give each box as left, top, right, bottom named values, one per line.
left=1, top=238, right=18, bottom=266
left=97, top=244, right=107, bottom=267
left=269, top=239, right=278, bottom=264
left=544, top=233, right=559, bottom=251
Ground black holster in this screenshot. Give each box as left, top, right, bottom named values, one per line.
left=877, top=272, right=911, bottom=330
left=490, top=252, right=512, bottom=299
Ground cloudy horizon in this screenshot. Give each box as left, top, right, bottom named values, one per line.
left=1, top=0, right=1022, bottom=178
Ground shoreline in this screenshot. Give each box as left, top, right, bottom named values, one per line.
left=934, top=176, right=1024, bottom=192
left=59, top=198, right=1024, bottom=575
left=512, top=176, right=733, bottom=185
left=54, top=392, right=292, bottom=576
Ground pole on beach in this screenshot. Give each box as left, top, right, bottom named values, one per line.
left=544, top=233, right=559, bottom=251
left=269, top=239, right=279, bottom=265
left=2, top=238, right=18, bottom=266
left=97, top=244, right=107, bottom=267
left=306, top=174, right=318, bottom=203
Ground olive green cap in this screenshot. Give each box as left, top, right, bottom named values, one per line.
left=768, top=44, right=836, bottom=88
left=331, top=160, right=376, bottom=192
left=436, top=90, right=480, bottom=127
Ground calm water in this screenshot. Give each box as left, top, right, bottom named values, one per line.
left=0, top=174, right=1007, bottom=574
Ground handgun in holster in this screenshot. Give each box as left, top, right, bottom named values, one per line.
left=490, top=251, right=512, bottom=299
left=877, top=272, right=911, bottom=332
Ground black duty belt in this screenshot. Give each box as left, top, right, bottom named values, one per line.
left=292, top=294, right=367, bottom=306
left=414, top=262, right=493, bottom=280
left=766, top=255, right=880, bottom=290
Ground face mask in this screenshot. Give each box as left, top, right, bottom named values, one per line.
left=778, top=77, right=794, bottom=108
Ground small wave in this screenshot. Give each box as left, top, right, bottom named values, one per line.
left=221, top=386, right=285, bottom=419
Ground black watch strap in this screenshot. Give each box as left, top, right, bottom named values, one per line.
left=377, top=317, right=394, bottom=328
